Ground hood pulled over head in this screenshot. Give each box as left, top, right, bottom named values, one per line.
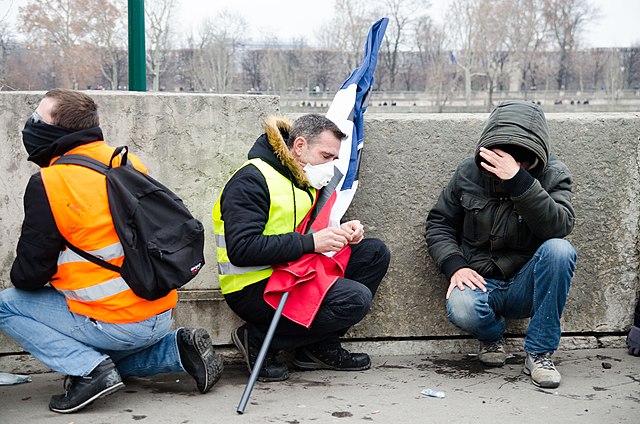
left=475, top=100, right=550, bottom=176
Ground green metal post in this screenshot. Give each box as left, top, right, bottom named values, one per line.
left=128, top=0, right=146, bottom=91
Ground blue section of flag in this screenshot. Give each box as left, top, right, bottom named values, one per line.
left=340, top=18, right=388, bottom=190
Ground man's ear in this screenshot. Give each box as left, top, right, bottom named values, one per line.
left=292, top=136, right=306, bottom=157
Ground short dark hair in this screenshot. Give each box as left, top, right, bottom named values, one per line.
left=286, top=114, right=346, bottom=148
left=44, top=89, right=100, bottom=130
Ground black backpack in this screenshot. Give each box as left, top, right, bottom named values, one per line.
left=53, top=147, right=205, bottom=300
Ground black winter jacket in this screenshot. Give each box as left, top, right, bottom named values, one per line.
left=425, top=101, right=575, bottom=281
left=11, top=128, right=105, bottom=290
left=219, top=117, right=316, bottom=268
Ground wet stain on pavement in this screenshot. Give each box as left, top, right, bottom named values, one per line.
left=299, top=379, right=328, bottom=387
left=376, top=362, right=412, bottom=369
left=595, top=354, right=622, bottom=363
left=420, top=357, right=488, bottom=377
left=626, top=375, right=640, bottom=384
left=150, top=386, right=197, bottom=396
left=626, top=395, right=640, bottom=404
left=535, top=388, right=597, bottom=401
left=331, top=411, right=353, bottom=418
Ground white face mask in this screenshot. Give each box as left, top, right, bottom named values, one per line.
left=303, top=161, right=335, bottom=189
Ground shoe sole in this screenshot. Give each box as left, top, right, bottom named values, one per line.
left=49, top=381, right=125, bottom=414
left=479, top=359, right=506, bottom=367
left=293, top=350, right=371, bottom=372
left=230, top=327, right=288, bottom=383
left=191, top=328, right=224, bottom=394
left=523, top=365, right=560, bottom=389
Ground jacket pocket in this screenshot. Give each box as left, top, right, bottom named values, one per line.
left=460, top=194, right=490, bottom=241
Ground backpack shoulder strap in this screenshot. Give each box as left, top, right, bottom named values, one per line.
left=52, top=153, right=124, bottom=274
left=63, top=238, right=122, bottom=273
left=53, top=154, right=110, bottom=174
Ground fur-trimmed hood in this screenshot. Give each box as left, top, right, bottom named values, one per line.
left=248, top=116, right=311, bottom=189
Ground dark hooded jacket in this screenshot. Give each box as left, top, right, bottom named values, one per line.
left=11, top=127, right=105, bottom=290
left=425, top=100, right=575, bottom=281
left=218, top=116, right=316, bottom=268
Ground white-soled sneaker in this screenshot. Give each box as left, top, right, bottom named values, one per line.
left=523, top=352, right=561, bottom=388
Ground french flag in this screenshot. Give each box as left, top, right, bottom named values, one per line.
left=311, top=17, right=389, bottom=232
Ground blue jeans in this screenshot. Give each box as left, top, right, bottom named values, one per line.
left=0, top=287, right=185, bottom=377
left=446, top=239, right=577, bottom=354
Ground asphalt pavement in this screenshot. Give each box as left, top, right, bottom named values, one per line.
left=1, top=348, right=638, bottom=424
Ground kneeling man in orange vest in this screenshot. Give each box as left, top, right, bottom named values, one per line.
left=0, top=89, right=223, bottom=413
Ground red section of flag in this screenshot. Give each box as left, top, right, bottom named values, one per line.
left=264, top=190, right=352, bottom=328
left=264, top=246, right=351, bottom=328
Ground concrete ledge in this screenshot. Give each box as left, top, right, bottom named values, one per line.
left=1, top=93, right=639, bottom=371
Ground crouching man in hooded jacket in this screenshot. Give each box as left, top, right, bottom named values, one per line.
left=213, top=114, right=390, bottom=382
left=425, top=100, right=577, bottom=388
left=0, top=89, right=223, bottom=413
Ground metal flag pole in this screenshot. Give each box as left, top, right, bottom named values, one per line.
left=236, top=292, right=289, bottom=414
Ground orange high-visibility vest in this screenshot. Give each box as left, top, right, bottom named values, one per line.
left=40, top=141, right=177, bottom=323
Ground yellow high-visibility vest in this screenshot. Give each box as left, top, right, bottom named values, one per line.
left=212, top=158, right=316, bottom=294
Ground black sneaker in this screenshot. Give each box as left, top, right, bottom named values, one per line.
left=178, top=328, right=224, bottom=394
left=231, top=324, right=288, bottom=382
left=293, top=343, right=371, bottom=371
left=49, top=358, right=124, bottom=414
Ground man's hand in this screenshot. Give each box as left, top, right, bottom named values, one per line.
left=447, top=267, right=487, bottom=299
left=340, top=220, right=364, bottom=245
left=313, top=227, right=350, bottom=253
left=478, top=147, right=521, bottom=180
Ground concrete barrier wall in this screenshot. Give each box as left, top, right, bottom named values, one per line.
left=1, top=92, right=639, bottom=367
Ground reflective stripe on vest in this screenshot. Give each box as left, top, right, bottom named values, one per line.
left=58, top=242, right=124, bottom=266
left=218, top=261, right=270, bottom=275
left=213, top=158, right=316, bottom=294
left=57, top=277, right=129, bottom=302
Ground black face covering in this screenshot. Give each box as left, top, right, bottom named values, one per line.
left=22, top=116, right=74, bottom=167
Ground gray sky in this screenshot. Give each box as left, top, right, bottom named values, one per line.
left=2, top=0, right=639, bottom=48
left=177, top=0, right=640, bottom=48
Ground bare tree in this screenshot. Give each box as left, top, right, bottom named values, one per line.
left=88, top=0, right=127, bottom=90
left=188, top=11, right=246, bottom=93
left=242, top=49, right=264, bottom=92
left=378, top=0, right=430, bottom=90
left=0, top=21, right=12, bottom=89
left=19, top=0, right=96, bottom=89
left=310, top=49, right=340, bottom=91
left=471, top=0, right=513, bottom=109
left=621, top=47, right=640, bottom=90
left=260, top=37, right=285, bottom=93
left=318, top=0, right=373, bottom=77
left=504, top=0, right=548, bottom=98
left=446, top=0, right=483, bottom=105
left=544, top=0, right=600, bottom=91
left=146, top=0, right=178, bottom=91
left=415, top=16, right=457, bottom=111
